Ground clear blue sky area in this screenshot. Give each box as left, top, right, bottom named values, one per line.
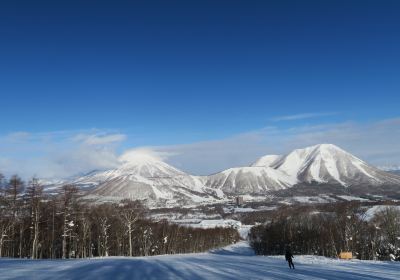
left=1, top=0, right=399, bottom=145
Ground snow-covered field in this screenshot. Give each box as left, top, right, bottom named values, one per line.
left=1, top=242, right=399, bottom=280
left=363, top=205, right=400, bottom=221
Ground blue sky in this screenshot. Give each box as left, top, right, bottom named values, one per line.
left=1, top=1, right=400, bottom=177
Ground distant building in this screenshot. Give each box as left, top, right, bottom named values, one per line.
left=235, top=196, right=244, bottom=207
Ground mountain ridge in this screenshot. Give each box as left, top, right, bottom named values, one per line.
left=42, top=144, right=400, bottom=205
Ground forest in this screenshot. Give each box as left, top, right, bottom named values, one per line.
left=0, top=174, right=240, bottom=259
left=249, top=201, right=400, bottom=261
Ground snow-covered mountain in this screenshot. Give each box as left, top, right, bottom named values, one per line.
left=71, top=152, right=223, bottom=206
left=42, top=144, right=400, bottom=205
left=205, top=144, right=400, bottom=195
left=268, top=144, right=400, bottom=187
left=250, top=155, right=282, bottom=167
left=378, top=165, right=400, bottom=176
left=204, top=166, right=295, bottom=194
left=378, top=164, right=400, bottom=172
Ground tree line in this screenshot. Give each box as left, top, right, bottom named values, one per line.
left=249, top=202, right=400, bottom=261
left=0, top=174, right=240, bottom=259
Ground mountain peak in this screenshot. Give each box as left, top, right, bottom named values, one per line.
left=294, top=143, right=345, bottom=154
left=271, top=144, right=380, bottom=185
left=251, top=155, right=282, bottom=167
left=44, top=143, right=400, bottom=206
left=119, top=149, right=165, bottom=166
left=314, top=143, right=346, bottom=152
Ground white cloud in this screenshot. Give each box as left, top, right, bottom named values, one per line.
left=119, top=148, right=174, bottom=164
left=72, top=133, right=127, bottom=146
left=0, top=117, right=399, bottom=179
left=0, top=130, right=126, bottom=179
left=153, top=118, right=400, bottom=175
left=271, top=112, right=337, bottom=121
left=5, top=131, right=31, bottom=141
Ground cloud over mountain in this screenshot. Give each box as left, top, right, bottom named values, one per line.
left=0, top=117, right=399, bottom=179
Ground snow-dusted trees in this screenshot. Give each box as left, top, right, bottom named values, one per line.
left=60, top=185, right=78, bottom=259
left=93, top=204, right=113, bottom=257
left=5, top=175, right=24, bottom=258
left=26, top=177, right=43, bottom=259
left=0, top=174, right=240, bottom=259
left=0, top=175, right=13, bottom=257
left=373, top=207, right=400, bottom=261
left=77, top=206, right=91, bottom=258
left=249, top=203, right=400, bottom=261
left=119, top=199, right=144, bottom=256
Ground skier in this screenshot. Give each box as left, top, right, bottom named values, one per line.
left=285, top=248, right=295, bottom=269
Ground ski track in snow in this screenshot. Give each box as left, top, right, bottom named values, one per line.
left=1, top=242, right=399, bottom=280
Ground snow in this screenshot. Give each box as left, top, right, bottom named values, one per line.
left=223, top=206, right=258, bottom=213
left=337, top=195, right=370, bottom=202
left=41, top=144, right=400, bottom=207
left=363, top=205, right=400, bottom=221
left=282, top=196, right=333, bottom=204
left=352, top=160, right=377, bottom=180
left=271, top=144, right=382, bottom=186
left=197, top=219, right=242, bottom=229
left=378, top=165, right=400, bottom=172
left=251, top=155, right=282, bottom=167
left=175, top=219, right=242, bottom=229
left=238, top=225, right=253, bottom=239
left=233, top=207, right=256, bottom=213
left=1, top=242, right=399, bottom=280
left=206, top=166, right=295, bottom=194
left=71, top=153, right=223, bottom=207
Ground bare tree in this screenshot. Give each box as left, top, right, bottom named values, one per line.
left=0, top=174, right=241, bottom=259
left=5, top=175, right=24, bottom=257
left=26, top=177, right=43, bottom=259
left=60, top=185, right=78, bottom=259
left=120, top=199, right=143, bottom=256
left=0, top=186, right=13, bottom=257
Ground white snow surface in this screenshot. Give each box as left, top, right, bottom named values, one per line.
left=363, top=205, right=400, bottom=221
left=1, top=242, right=399, bottom=280
left=271, top=144, right=390, bottom=186
left=337, top=195, right=370, bottom=202
left=174, top=219, right=242, bottom=229
left=251, top=155, right=282, bottom=167
left=71, top=154, right=223, bottom=206
left=281, top=195, right=334, bottom=204
left=205, top=166, right=295, bottom=194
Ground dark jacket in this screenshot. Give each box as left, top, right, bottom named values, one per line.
left=285, top=250, right=293, bottom=261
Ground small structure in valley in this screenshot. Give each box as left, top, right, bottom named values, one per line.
left=235, top=196, right=244, bottom=207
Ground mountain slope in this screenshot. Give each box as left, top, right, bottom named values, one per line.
left=251, top=155, right=282, bottom=167
left=75, top=153, right=222, bottom=206
left=270, top=144, right=400, bottom=187
left=42, top=144, right=400, bottom=204
left=205, top=166, right=295, bottom=194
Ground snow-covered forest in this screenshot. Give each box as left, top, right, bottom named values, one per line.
left=0, top=174, right=239, bottom=259
left=250, top=202, right=400, bottom=261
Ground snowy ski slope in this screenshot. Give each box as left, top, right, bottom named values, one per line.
left=1, top=242, right=399, bottom=280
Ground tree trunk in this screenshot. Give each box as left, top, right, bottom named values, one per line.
left=62, top=215, right=68, bottom=259
left=0, top=232, right=4, bottom=257
left=18, top=225, right=23, bottom=258
left=32, top=211, right=39, bottom=259
left=128, top=223, right=132, bottom=257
